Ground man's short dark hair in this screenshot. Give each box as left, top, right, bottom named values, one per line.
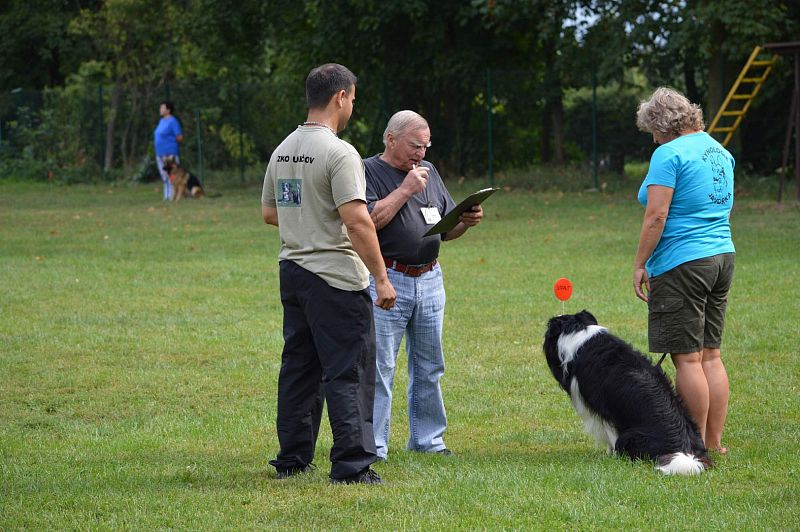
left=305, top=64, right=357, bottom=109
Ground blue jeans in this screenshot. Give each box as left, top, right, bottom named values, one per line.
left=369, top=264, right=447, bottom=458
left=155, top=154, right=177, bottom=200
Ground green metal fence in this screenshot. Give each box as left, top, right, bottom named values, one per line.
left=0, top=71, right=653, bottom=187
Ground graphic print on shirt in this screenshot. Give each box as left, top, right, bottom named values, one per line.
left=277, top=179, right=302, bottom=207
left=703, top=147, right=731, bottom=205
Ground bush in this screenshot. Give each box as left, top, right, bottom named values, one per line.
left=564, top=81, right=653, bottom=175
left=0, top=83, right=104, bottom=183
left=0, top=156, right=51, bottom=182
left=130, top=155, right=161, bottom=183
left=492, top=162, right=641, bottom=193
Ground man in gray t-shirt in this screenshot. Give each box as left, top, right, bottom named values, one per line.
left=262, top=64, right=395, bottom=485
left=365, top=110, right=483, bottom=459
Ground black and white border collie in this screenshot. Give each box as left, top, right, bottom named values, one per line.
left=543, top=310, right=712, bottom=475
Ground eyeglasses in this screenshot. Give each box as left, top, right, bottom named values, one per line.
left=407, top=140, right=431, bottom=151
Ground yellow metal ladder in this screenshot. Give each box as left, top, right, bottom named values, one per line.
left=707, top=46, right=779, bottom=146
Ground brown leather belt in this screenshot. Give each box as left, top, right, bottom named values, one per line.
left=383, top=257, right=437, bottom=277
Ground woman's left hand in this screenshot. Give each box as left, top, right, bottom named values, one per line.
left=633, top=267, right=650, bottom=303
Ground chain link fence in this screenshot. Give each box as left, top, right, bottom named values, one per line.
left=0, top=71, right=676, bottom=189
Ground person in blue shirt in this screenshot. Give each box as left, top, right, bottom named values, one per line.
left=633, top=87, right=735, bottom=455
left=153, top=101, right=184, bottom=201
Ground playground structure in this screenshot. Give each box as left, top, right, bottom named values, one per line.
left=708, top=41, right=800, bottom=204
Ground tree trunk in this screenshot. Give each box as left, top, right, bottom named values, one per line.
left=684, top=60, right=699, bottom=105
left=610, top=151, right=625, bottom=175
left=551, top=91, right=565, bottom=164
left=540, top=6, right=566, bottom=165
left=707, top=35, right=744, bottom=152
left=122, top=85, right=144, bottom=174
left=541, top=76, right=566, bottom=164
left=541, top=101, right=552, bottom=163
left=707, top=48, right=725, bottom=128
left=541, top=48, right=555, bottom=164
left=104, top=78, right=122, bottom=171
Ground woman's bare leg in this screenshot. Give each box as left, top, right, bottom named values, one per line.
left=702, top=347, right=729, bottom=452
left=672, top=351, right=709, bottom=442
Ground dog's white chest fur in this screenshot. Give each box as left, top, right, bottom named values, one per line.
left=556, top=325, right=607, bottom=375
left=557, top=325, right=618, bottom=451
left=570, top=378, right=618, bottom=452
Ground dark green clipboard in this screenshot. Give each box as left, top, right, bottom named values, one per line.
left=423, top=187, right=499, bottom=236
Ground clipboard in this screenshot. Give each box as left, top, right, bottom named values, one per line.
left=424, top=187, right=499, bottom=236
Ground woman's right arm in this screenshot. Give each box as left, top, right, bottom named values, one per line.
left=633, top=184, right=673, bottom=302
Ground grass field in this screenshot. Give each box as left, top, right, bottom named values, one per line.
left=1, top=179, right=798, bottom=530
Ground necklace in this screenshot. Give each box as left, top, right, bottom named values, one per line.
left=301, top=121, right=336, bottom=135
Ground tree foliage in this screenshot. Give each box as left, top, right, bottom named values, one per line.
left=0, top=0, right=97, bottom=90
left=0, top=0, right=797, bottom=179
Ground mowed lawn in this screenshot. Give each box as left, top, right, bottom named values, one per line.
left=1, top=180, right=798, bottom=530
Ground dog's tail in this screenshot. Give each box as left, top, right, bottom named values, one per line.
left=656, top=452, right=709, bottom=475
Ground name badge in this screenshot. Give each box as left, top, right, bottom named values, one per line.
left=421, top=207, right=441, bottom=225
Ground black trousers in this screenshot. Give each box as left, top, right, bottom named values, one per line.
left=269, top=260, right=378, bottom=479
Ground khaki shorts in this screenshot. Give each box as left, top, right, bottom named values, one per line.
left=648, top=253, right=735, bottom=354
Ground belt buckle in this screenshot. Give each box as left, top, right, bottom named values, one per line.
left=385, top=258, right=436, bottom=277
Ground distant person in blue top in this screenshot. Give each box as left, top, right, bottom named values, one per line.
left=154, top=101, right=184, bottom=201
left=633, top=87, right=735, bottom=455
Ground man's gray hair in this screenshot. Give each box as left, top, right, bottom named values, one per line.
left=383, top=110, right=429, bottom=146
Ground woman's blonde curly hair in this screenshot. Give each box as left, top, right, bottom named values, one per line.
left=636, top=87, right=705, bottom=136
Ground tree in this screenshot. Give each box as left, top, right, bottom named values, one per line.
left=3, top=0, right=796, bottom=180
left=0, top=0, right=97, bottom=92
left=173, top=0, right=271, bottom=82
left=612, top=0, right=799, bottom=170
left=69, top=0, right=184, bottom=171
left=564, top=78, right=651, bottom=174
left=613, top=0, right=797, bottom=117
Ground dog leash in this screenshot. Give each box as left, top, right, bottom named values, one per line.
left=656, top=353, right=668, bottom=367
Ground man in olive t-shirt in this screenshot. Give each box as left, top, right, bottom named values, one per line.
left=261, top=64, right=395, bottom=485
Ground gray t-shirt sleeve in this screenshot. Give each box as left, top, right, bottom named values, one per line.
left=364, top=155, right=454, bottom=264
left=331, top=143, right=366, bottom=208
left=262, top=159, right=277, bottom=207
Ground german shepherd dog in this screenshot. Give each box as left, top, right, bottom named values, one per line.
left=543, top=310, right=712, bottom=475
left=163, top=156, right=204, bottom=201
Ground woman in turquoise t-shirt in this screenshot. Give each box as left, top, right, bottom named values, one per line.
left=633, top=87, right=735, bottom=455
left=153, top=101, right=184, bottom=201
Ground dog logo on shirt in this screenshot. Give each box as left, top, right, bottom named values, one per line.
left=277, top=179, right=302, bottom=207
left=703, top=148, right=731, bottom=205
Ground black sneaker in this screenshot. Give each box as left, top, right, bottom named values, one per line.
left=436, top=448, right=454, bottom=456
left=330, top=468, right=384, bottom=485
left=275, top=464, right=312, bottom=479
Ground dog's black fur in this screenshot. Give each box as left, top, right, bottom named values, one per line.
left=543, top=310, right=712, bottom=474
left=162, top=156, right=204, bottom=201
left=185, top=172, right=203, bottom=194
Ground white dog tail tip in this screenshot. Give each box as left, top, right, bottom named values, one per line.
left=656, top=452, right=706, bottom=476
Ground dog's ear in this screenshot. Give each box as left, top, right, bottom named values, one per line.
left=576, top=309, right=598, bottom=325
left=545, top=314, right=567, bottom=340
left=543, top=316, right=571, bottom=390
